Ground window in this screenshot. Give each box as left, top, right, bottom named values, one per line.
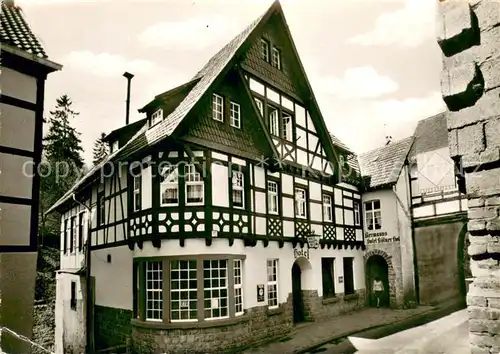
left=267, top=181, right=279, bottom=214
left=268, top=106, right=279, bottom=136
left=185, top=164, right=204, bottom=205
left=232, top=170, right=244, bottom=208
left=78, top=213, right=84, bottom=252
left=353, top=201, right=360, bottom=226
left=267, top=259, right=279, bottom=309
left=343, top=257, right=355, bottom=295
left=260, top=38, right=270, bottom=62
left=63, top=219, right=69, bottom=253
left=146, top=261, right=163, bottom=321
left=365, top=200, right=382, bottom=230
left=230, top=102, right=241, bottom=128
left=98, top=192, right=105, bottom=226
left=70, top=281, right=77, bottom=310
left=160, top=166, right=179, bottom=206
left=212, top=93, right=224, bottom=122
left=70, top=216, right=76, bottom=253
left=254, top=98, right=264, bottom=117
left=151, top=108, right=163, bottom=126
left=136, top=257, right=244, bottom=324
left=133, top=175, right=141, bottom=212
left=112, top=140, right=119, bottom=153
left=295, top=188, right=307, bottom=218
left=321, top=258, right=335, bottom=298
left=282, top=111, right=293, bottom=142
left=234, top=259, right=244, bottom=316
left=323, top=195, right=332, bottom=222
left=203, top=260, right=228, bottom=320
left=171, top=260, right=197, bottom=321
left=271, top=46, right=281, bottom=69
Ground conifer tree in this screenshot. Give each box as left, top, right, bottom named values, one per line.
left=92, top=132, right=109, bottom=166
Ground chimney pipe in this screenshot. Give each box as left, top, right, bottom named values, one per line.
left=123, top=72, right=134, bottom=125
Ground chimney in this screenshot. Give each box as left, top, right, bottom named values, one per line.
left=123, top=72, right=134, bottom=125
left=385, top=135, right=392, bottom=146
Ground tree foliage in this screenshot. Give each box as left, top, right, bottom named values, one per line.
left=39, top=94, right=85, bottom=244
left=92, top=132, right=109, bottom=166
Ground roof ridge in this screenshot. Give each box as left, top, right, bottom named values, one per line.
left=359, top=135, right=414, bottom=158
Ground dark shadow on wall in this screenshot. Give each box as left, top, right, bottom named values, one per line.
left=457, top=223, right=470, bottom=306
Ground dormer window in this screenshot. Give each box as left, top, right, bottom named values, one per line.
left=271, top=46, right=281, bottom=70
left=260, top=38, right=270, bottom=62
left=111, top=140, right=119, bottom=153
left=230, top=102, right=241, bottom=128
left=212, top=93, right=224, bottom=122
left=151, top=109, right=163, bottom=126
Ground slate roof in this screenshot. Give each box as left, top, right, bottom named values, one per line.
left=1, top=0, right=47, bottom=58
left=358, top=137, right=414, bottom=189
left=330, top=133, right=352, bottom=153
left=408, top=111, right=448, bottom=158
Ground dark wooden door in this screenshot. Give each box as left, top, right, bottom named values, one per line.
left=292, top=262, right=304, bottom=323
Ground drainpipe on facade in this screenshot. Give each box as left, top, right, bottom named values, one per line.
left=72, top=194, right=93, bottom=353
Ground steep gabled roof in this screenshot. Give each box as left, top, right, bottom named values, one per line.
left=408, top=111, right=448, bottom=158
left=359, top=137, right=414, bottom=190
left=1, top=0, right=46, bottom=58
left=330, top=133, right=352, bottom=154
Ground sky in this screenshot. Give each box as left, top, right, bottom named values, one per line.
left=18, top=0, right=446, bottom=165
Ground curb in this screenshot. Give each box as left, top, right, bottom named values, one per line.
left=292, top=306, right=446, bottom=354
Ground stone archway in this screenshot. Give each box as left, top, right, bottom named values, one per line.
left=291, top=257, right=313, bottom=323
left=364, top=249, right=397, bottom=308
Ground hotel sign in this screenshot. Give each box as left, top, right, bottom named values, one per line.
left=365, top=231, right=400, bottom=245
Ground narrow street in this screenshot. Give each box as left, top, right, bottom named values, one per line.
left=301, top=307, right=467, bottom=354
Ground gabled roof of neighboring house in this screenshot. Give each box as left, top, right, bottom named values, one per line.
left=408, top=111, right=448, bottom=158
left=358, top=136, right=414, bottom=190
left=1, top=0, right=47, bottom=58
left=329, top=133, right=352, bottom=154
left=102, top=117, right=148, bottom=143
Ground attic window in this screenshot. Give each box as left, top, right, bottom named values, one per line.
left=230, top=101, right=241, bottom=128
left=111, top=140, right=119, bottom=153
left=271, top=46, right=281, bottom=70
left=212, top=93, right=224, bottom=122
left=260, top=38, right=270, bottom=62
left=151, top=109, right=163, bottom=126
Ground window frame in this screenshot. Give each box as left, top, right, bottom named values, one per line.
left=271, top=46, right=281, bottom=70
left=145, top=260, right=163, bottom=322
left=267, top=180, right=279, bottom=215
left=160, top=166, right=179, bottom=206
left=295, top=187, right=307, bottom=219
left=151, top=108, right=163, bottom=127
left=70, top=216, right=77, bottom=254
left=78, top=212, right=84, bottom=252
left=322, top=194, right=333, bottom=222
left=365, top=200, right=382, bottom=230
left=267, top=259, right=279, bottom=309
left=260, top=38, right=270, bottom=62
left=230, top=101, right=241, bottom=128
left=212, top=93, right=224, bottom=122
left=185, top=164, right=204, bottom=206
left=63, top=219, right=69, bottom=254
left=254, top=97, right=264, bottom=117
left=282, top=110, right=293, bottom=142
left=134, top=255, right=246, bottom=325
left=321, top=258, right=336, bottom=299
left=133, top=174, right=141, bottom=212
left=231, top=170, right=245, bottom=209
left=268, top=105, right=279, bottom=137
left=353, top=201, right=361, bottom=226
left=97, top=191, right=105, bottom=226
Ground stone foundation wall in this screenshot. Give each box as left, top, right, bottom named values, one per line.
left=437, top=1, right=500, bottom=352
left=131, top=289, right=366, bottom=353
left=94, top=305, right=133, bottom=351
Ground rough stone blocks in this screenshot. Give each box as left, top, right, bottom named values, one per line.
left=466, top=169, right=500, bottom=198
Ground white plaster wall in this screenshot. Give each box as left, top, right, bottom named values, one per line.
left=0, top=153, right=33, bottom=199
left=254, top=166, right=265, bottom=189
left=91, top=246, right=133, bottom=310
left=60, top=203, right=87, bottom=270
left=134, top=239, right=365, bottom=309
left=309, top=181, right=321, bottom=201
left=362, top=189, right=399, bottom=242
left=416, top=147, right=456, bottom=194
left=141, top=166, right=152, bottom=210
left=0, top=103, right=35, bottom=152
left=1, top=66, right=37, bottom=103
left=212, top=163, right=229, bottom=207
left=282, top=174, right=293, bottom=195
left=0, top=202, right=31, bottom=246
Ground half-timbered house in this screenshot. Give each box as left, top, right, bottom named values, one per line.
left=48, top=1, right=366, bottom=353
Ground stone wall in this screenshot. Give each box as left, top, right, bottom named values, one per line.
left=414, top=221, right=467, bottom=305
left=94, top=305, right=133, bottom=351
left=131, top=289, right=365, bottom=353
left=437, top=1, right=500, bottom=352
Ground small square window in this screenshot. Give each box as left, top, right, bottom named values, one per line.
left=212, top=94, right=224, bottom=122
left=151, top=109, right=163, bottom=126
left=230, top=102, right=241, bottom=128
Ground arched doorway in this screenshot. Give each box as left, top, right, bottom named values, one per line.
left=366, top=255, right=390, bottom=307
left=291, top=262, right=304, bottom=323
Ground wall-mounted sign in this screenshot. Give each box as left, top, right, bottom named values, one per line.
left=307, top=236, right=320, bottom=249
left=293, top=248, right=310, bottom=259
left=257, top=284, right=265, bottom=302
left=365, top=231, right=400, bottom=244
left=339, top=276, right=343, bottom=283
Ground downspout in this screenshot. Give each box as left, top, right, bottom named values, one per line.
left=72, top=194, right=93, bottom=353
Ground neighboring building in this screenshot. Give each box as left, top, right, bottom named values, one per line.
left=0, top=0, right=62, bottom=352
left=359, top=112, right=469, bottom=310
left=358, top=137, right=416, bottom=309
left=47, top=1, right=366, bottom=353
